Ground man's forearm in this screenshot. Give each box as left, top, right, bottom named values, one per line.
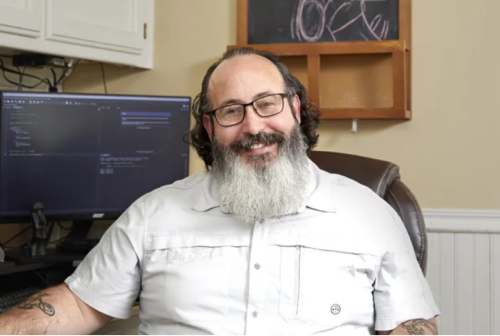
left=0, top=283, right=108, bottom=334
left=390, top=318, right=438, bottom=335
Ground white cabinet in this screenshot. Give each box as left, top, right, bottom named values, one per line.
left=0, top=0, right=154, bottom=69
left=0, top=0, right=42, bottom=37
left=46, top=0, right=147, bottom=55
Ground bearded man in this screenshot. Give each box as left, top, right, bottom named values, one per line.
left=0, top=47, right=439, bottom=335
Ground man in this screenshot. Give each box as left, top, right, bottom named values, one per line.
left=0, top=47, right=440, bottom=334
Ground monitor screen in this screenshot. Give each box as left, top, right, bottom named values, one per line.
left=0, top=91, right=191, bottom=223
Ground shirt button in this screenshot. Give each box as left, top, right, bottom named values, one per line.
left=254, top=263, right=261, bottom=270
left=252, top=311, right=258, bottom=318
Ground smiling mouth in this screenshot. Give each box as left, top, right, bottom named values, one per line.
left=230, top=131, right=286, bottom=153
left=250, top=143, right=266, bottom=150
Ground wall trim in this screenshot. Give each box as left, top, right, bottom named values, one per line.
left=423, top=208, right=500, bottom=233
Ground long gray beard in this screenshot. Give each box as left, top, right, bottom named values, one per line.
left=211, top=125, right=310, bottom=224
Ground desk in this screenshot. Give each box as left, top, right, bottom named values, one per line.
left=0, top=250, right=82, bottom=295
left=0, top=262, right=15, bottom=272
left=0, top=261, right=57, bottom=276
left=4, top=247, right=86, bottom=264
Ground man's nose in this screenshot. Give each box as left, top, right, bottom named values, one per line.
left=241, top=105, right=266, bottom=135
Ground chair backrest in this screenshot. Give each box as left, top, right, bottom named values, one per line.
left=309, top=151, right=428, bottom=274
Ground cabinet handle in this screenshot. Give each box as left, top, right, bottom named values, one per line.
left=143, top=23, right=147, bottom=40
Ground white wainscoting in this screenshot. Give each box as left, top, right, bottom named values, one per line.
left=423, top=209, right=500, bottom=335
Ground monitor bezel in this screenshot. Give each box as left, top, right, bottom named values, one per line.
left=0, top=90, right=192, bottom=224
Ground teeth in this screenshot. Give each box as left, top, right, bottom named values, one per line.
left=250, top=143, right=265, bottom=150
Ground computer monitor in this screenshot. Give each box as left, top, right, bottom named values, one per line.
left=0, top=91, right=191, bottom=254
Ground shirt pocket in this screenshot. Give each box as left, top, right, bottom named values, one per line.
left=143, top=235, right=248, bottom=323
left=273, top=236, right=380, bottom=327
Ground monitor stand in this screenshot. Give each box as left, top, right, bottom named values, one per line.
left=57, top=220, right=97, bottom=253
left=5, top=220, right=98, bottom=264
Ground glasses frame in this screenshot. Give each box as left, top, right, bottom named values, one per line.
left=206, top=93, right=288, bottom=127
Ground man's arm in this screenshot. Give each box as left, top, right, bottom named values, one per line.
left=0, top=283, right=112, bottom=335
left=378, top=318, right=438, bottom=335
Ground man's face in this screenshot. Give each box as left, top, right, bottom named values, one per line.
left=203, top=54, right=301, bottom=167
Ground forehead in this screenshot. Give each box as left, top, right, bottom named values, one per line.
left=208, top=54, right=285, bottom=107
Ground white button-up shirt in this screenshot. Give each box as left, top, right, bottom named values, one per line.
left=65, top=160, right=440, bottom=335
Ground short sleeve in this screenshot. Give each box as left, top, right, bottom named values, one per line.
left=65, top=198, right=145, bottom=319
left=373, top=206, right=440, bottom=331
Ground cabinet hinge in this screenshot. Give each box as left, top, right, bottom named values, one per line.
left=143, top=23, right=147, bottom=39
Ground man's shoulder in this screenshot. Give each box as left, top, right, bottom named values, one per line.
left=315, top=166, right=393, bottom=215
left=145, top=171, right=209, bottom=198
left=316, top=167, right=378, bottom=196
left=101, top=172, right=210, bottom=238
left=118, top=171, right=210, bottom=225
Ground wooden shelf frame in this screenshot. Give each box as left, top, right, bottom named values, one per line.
left=229, top=0, right=412, bottom=120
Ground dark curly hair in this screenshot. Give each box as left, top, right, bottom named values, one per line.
left=188, top=47, right=321, bottom=169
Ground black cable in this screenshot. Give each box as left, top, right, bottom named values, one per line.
left=46, top=221, right=54, bottom=245
left=34, top=271, right=49, bottom=286
left=0, top=58, right=52, bottom=89
left=99, top=62, right=108, bottom=94
left=50, top=68, right=57, bottom=89
left=48, top=234, right=70, bottom=244
left=0, top=67, right=47, bottom=90
left=17, top=66, right=27, bottom=92
left=2, top=226, right=31, bottom=247
left=47, top=222, right=71, bottom=244
left=56, top=65, right=68, bottom=85
left=1, top=63, right=26, bottom=87
left=0, top=58, right=51, bottom=85
left=56, top=222, right=72, bottom=230
left=56, top=59, right=80, bottom=85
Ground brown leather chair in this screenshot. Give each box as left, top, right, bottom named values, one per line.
left=309, top=151, right=428, bottom=274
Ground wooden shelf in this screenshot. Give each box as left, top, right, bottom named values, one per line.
left=230, top=0, right=412, bottom=120
left=228, top=40, right=407, bottom=56
left=321, top=107, right=410, bottom=120
left=227, top=42, right=410, bottom=120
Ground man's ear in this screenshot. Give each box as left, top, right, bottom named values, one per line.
left=292, top=94, right=301, bottom=124
left=203, top=114, right=214, bottom=142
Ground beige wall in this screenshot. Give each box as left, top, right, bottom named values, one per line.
left=64, top=0, right=500, bottom=210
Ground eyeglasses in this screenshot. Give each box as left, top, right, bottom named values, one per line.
left=207, top=93, right=287, bottom=127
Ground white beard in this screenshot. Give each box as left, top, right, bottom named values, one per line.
left=211, top=126, right=310, bottom=224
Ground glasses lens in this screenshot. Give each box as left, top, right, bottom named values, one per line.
left=216, top=105, right=244, bottom=126
left=254, top=94, right=283, bottom=116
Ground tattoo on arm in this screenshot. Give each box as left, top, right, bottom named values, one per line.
left=17, top=292, right=55, bottom=316
left=400, top=319, right=438, bottom=335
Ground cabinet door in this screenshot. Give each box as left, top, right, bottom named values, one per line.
left=45, top=0, right=149, bottom=55
left=0, top=0, right=42, bottom=37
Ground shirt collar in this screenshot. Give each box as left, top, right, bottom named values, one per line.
left=191, top=172, right=219, bottom=212
left=304, top=160, right=337, bottom=213
left=191, top=159, right=336, bottom=213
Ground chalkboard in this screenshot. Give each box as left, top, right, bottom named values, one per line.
left=248, top=0, right=399, bottom=44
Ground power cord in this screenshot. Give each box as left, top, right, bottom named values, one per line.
left=99, top=62, right=108, bottom=94
left=0, top=221, right=73, bottom=248
left=0, top=55, right=107, bottom=94
left=56, top=59, right=80, bottom=86
left=1, top=225, right=31, bottom=247
left=48, top=234, right=70, bottom=244
left=17, top=66, right=27, bottom=92
left=0, top=57, right=52, bottom=90
left=34, top=270, right=49, bottom=286
left=56, top=222, right=72, bottom=230
left=50, top=68, right=57, bottom=89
